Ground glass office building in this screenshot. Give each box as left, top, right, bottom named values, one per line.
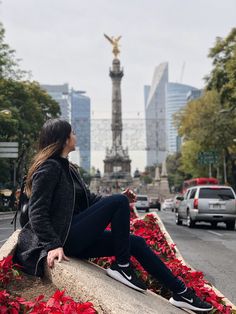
left=41, top=84, right=71, bottom=122
left=145, top=62, right=168, bottom=166
left=41, top=84, right=91, bottom=171
left=71, top=90, right=91, bottom=172
left=166, top=83, right=199, bottom=153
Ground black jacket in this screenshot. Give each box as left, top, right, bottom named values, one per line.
left=14, top=156, right=100, bottom=276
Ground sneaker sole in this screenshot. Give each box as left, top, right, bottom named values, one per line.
left=106, top=268, right=146, bottom=292
left=169, top=297, right=213, bottom=312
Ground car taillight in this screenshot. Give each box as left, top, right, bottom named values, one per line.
left=193, top=198, right=198, bottom=209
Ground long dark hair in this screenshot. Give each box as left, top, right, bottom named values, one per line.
left=25, top=119, right=71, bottom=196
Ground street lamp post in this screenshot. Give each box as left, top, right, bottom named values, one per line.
left=223, top=152, right=227, bottom=184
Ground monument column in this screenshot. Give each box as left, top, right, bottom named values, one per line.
left=103, top=34, right=131, bottom=182
left=110, top=59, right=123, bottom=150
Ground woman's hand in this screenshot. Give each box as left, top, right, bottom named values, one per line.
left=47, top=247, right=69, bottom=268
left=122, top=188, right=137, bottom=203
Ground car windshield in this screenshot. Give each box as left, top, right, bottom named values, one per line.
left=137, top=197, right=147, bottom=201
left=199, top=188, right=235, bottom=200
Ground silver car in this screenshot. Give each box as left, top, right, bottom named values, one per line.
left=176, top=185, right=236, bottom=230
left=135, top=195, right=150, bottom=212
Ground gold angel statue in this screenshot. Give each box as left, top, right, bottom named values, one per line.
left=104, top=34, right=122, bottom=58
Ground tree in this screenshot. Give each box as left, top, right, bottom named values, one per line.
left=179, top=141, right=207, bottom=178
left=206, top=28, right=236, bottom=110
left=166, top=153, right=188, bottom=192
left=174, top=28, right=236, bottom=188
left=0, top=79, right=60, bottom=187
left=0, top=21, right=61, bottom=188
left=0, top=23, right=25, bottom=79
left=175, top=90, right=236, bottom=186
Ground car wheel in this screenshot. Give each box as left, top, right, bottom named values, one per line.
left=175, top=212, right=182, bottom=225
left=226, top=221, right=235, bottom=230
left=146, top=208, right=149, bottom=213
left=186, top=212, right=195, bottom=228
left=211, top=221, right=218, bottom=228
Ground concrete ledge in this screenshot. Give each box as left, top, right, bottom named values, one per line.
left=0, top=229, right=20, bottom=259
left=1, top=231, right=189, bottom=314
left=47, top=258, right=189, bottom=314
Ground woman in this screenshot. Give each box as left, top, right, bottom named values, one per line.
left=14, top=119, right=212, bottom=312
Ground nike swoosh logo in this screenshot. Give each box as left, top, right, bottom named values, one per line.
left=121, top=270, right=132, bottom=281
left=181, top=296, right=193, bottom=303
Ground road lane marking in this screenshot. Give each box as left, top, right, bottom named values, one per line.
left=0, top=238, right=8, bottom=243
left=0, top=217, right=14, bottom=220
left=207, top=230, right=222, bottom=236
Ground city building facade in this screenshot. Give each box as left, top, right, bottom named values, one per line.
left=71, top=90, right=91, bottom=172
left=41, top=84, right=71, bottom=122
left=166, top=83, right=200, bottom=153
left=41, top=84, right=91, bottom=172
left=144, top=63, right=201, bottom=166
left=145, top=62, right=168, bottom=166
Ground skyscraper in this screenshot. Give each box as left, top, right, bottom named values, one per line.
left=71, top=90, right=91, bottom=172
left=144, top=63, right=201, bottom=166
left=145, top=62, right=168, bottom=166
left=41, top=84, right=70, bottom=122
left=41, top=84, right=91, bottom=172
left=166, top=83, right=199, bottom=154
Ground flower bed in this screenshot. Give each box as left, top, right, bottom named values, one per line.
left=0, top=255, right=96, bottom=313
left=0, top=205, right=235, bottom=313
left=93, top=205, right=235, bottom=314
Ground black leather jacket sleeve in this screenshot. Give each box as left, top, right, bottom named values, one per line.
left=29, top=160, right=62, bottom=252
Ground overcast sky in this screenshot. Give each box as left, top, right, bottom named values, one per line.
left=1, top=0, right=236, bottom=171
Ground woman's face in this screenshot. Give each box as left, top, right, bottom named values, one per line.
left=65, top=130, right=76, bottom=153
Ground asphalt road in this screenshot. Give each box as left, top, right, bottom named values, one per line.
left=139, top=209, right=236, bottom=305
left=0, top=213, right=18, bottom=248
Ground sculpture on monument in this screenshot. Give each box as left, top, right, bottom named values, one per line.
left=104, top=34, right=122, bottom=58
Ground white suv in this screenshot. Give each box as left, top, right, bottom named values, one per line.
left=135, top=195, right=150, bottom=212
left=176, top=185, right=236, bottom=230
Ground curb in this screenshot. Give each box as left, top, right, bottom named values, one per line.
left=0, top=229, right=20, bottom=259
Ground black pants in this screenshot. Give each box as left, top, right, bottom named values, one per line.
left=64, top=194, right=185, bottom=293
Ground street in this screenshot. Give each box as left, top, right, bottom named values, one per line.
left=139, top=209, right=236, bottom=305
left=0, top=213, right=18, bottom=248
